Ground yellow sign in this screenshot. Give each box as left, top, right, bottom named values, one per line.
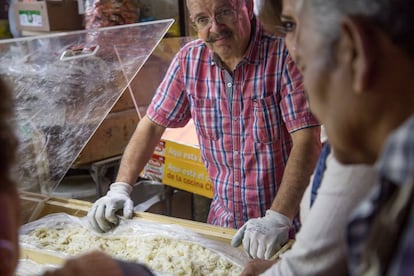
left=143, top=139, right=213, bottom=198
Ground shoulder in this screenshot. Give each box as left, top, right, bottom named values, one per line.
left=250, top=29, right=290, bottom=67
left=257, top=26, right=289, bottom=55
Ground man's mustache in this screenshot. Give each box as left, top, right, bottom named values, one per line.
left=205, top=30, right=232, bottom=43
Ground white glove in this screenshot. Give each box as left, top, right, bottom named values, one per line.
left=231, top=210, right=291, bottom=259
left=87, top=182, right=134, bottom=233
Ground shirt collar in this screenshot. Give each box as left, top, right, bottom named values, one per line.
left=376, top=115, right=414, bottom=186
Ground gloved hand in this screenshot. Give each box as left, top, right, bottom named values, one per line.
left=231, top=210, right=291, bottom=259
left=87, top=182, right=134, bottom=233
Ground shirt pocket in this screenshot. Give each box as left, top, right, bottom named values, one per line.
left=191, top=97, right=222, bottom=140
left=252, top=94, right=281, bottom=144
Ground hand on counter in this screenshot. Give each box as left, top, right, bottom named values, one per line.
left=231, top=210, right=291, bottom=259
left=87, top=182, right=134, bottom=232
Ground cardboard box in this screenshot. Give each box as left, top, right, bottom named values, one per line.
left=73, top=87, right=140, bottom=166
left=14, top=0, right=83, bottom=32
left=142, top=120, right=214, bottom=199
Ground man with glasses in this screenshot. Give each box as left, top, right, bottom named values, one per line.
left=88, top=0, right=321, bottom=259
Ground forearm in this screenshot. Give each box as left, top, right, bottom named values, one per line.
left=116, top=116, right=165, bottom=185
left=270, top=127, right=321, bottom=220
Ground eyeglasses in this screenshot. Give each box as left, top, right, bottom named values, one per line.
left=192, top=8, right=237, bottom=31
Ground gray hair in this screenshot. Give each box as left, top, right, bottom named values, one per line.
left=301, top=0, right=414, bottom=61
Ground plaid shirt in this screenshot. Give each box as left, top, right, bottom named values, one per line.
left=347, top=115, right=414, bottom=275
left=147, top=19, right=319, bottom=228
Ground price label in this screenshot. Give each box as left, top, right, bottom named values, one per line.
left=18, top=10, right=42, bottom=27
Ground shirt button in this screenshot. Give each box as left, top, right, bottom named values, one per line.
left=235, top=181, right=239, bottom=186
left=227, top=82, right=232, bottom=88
left=234, top=151, right=239, bottom=156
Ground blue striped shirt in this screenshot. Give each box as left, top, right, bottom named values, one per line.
left=347, top=115, right=414, bottom=275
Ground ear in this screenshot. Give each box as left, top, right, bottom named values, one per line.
left=340, top=17, right=377, bottom=94
left=245, top=0, right=255, bottom=19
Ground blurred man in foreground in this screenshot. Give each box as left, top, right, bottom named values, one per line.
left=292, top=0, right=414, bottom=275
left=240, top=0, right=378, bottom=274
left=0, top=70, right=20, bottom=276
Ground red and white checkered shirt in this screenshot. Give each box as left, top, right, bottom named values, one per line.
left=147, top=19, right=319, bottom=228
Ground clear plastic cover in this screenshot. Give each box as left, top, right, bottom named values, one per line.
left=126, top=36, right=195, bottom=119
left=0, top=20, right=174, bottom=194
left=20, top=213, right=249, bottom=275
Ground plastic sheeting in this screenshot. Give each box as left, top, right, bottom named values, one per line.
left=20, top=213, right=249, bottom=275
left=0, top=20, right=174, bottom=194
